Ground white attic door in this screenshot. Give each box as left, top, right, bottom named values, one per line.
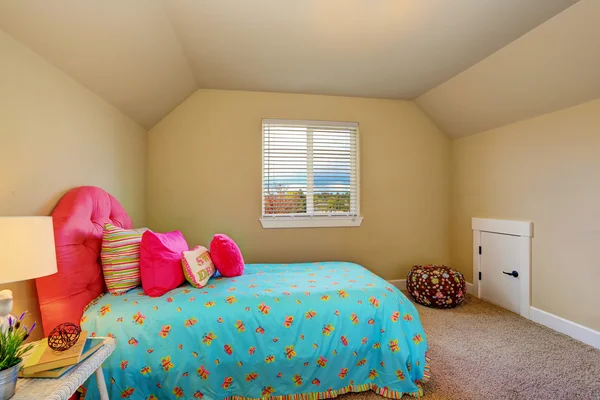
left=472, top=218, right=533, bottom=318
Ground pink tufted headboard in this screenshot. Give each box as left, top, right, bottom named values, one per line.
left=35, top=186, right=132, bottom=336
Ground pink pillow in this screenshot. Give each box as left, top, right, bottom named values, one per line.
left=209, top=234, right=244, bottom=277
left=140, top=230, right=188, bottom=297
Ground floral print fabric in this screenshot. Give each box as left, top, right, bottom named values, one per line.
left=81, top=262, right=429, bottom=399
left=407, top=265, right=466, bottom=309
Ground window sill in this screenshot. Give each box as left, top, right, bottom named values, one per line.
left=260, top=216, right=363, bottom=229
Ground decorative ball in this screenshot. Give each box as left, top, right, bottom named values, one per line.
left=407, top=265, right=466, bottom=309
left=48, top=323, right=81, bottom=351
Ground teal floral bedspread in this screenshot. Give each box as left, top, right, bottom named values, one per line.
left=81, top=262, right=430, bottom=399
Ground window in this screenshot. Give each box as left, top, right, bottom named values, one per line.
left=261, top=119, right=362, bottom=228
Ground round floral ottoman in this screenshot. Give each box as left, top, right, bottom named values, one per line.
left=407, top=265, right=466, bottom=308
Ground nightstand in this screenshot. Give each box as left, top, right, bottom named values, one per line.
left=13, top=337, right=115, bottom=400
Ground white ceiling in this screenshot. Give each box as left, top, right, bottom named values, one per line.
left=0, top=0, right=579, bottom=130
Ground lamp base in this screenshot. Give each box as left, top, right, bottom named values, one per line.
left=0, top=289, right=14, bottom=332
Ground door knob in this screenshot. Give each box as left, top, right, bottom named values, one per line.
left=502, top=270, right=519, bottom=278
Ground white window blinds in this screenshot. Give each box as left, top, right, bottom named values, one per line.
left=262, top=119, right=359, bottom=219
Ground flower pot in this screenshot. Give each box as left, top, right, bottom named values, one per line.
left=0, top=361, right=21, bottom=400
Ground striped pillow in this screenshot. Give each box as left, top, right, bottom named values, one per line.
left=101, top=223, right=148, bottom=294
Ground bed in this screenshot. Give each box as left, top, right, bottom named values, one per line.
left=36, top=187, right=430, bottom=400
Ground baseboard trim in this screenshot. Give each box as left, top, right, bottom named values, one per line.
left=530, top=307, right=600, bottom=350
left=391, top=278, right=599, bottom=350
left=388, top=279, right=475, bottom=295
left=388, top=279, right=406, bottom=290
left=466, top=282, right=474, bottom=295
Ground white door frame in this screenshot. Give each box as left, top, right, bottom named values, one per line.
left=472, top=218, right=533, bottom=319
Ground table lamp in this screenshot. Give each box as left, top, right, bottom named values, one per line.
left=0, top=217, right=58, bottom=331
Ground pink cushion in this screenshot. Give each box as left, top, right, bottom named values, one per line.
left=209, top=234, right=244, bottom=277
left=35, top=186, right=132, bottom=336
left=140, top=230, right=188, bottom=297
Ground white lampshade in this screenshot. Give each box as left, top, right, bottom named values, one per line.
left=0, top=217, right=58, bottom=284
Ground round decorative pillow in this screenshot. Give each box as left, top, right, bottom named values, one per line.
left=210, top=234, right=245, bottom=277
left=407, top=265, right=466, bottom=308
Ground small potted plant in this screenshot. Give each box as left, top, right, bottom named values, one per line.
left=0, top=312, right=36, bottom=400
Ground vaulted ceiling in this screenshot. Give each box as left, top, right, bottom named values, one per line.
left=416, top=0, right=600, bottom=138
left=0, top=0, right=588, bottom=135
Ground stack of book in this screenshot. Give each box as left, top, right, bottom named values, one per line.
left=19, top=332, right=105, bottom=378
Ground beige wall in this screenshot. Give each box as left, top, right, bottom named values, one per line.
left=451, top=99, right=600, bottom=331
left=0, top=29, right=147, bottom=339
left=148, top=89, right=450, bottom=280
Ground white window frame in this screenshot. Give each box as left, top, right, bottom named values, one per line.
left=260, top=119, right=363, bottom=229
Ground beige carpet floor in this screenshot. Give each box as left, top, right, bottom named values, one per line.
left=341, top=294, right=600, bottom=400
